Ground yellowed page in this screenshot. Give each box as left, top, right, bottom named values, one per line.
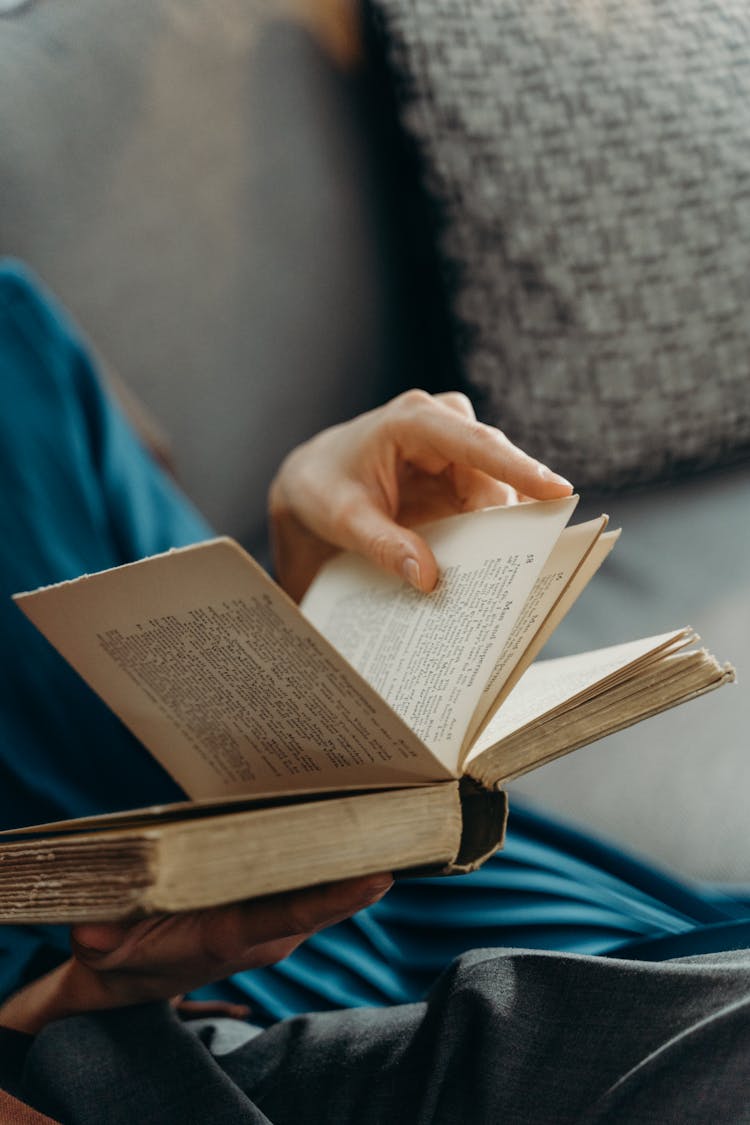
left=467, top=648, right=733, bottom=786
left=15, top=540, right=453, bottom=800
left=301, top=496, right=578, bottom=764
left=498, top=528, right=621, bottom=701
left=468, top=629, right=694, bottom=762
left=462, top=518, right=612, bottom=756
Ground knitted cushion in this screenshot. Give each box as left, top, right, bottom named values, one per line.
left=370, top=0, right=750, bottom=489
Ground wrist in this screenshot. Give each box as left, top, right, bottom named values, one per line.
left=0, top=959, right=90, bottom=1035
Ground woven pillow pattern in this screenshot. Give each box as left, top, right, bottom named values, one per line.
left=371, top=0, right=750, bottom=488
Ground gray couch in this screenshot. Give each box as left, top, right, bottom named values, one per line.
left=2, top=0, right=748, bottom=883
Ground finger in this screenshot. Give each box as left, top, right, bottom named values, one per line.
left=73, top=873, right=393, bottom=973
left=388, top=392, right=573, bottom=499
left=428, top=398, right=521, bottom=510
left=433, top=398, right=514, bottom=508
left=433, top=390, right=476, bottom=419
left=450, top=464, right=521, bottom=510
left=201, top=873, right=393, bottom=964
left=174, top=998, right=252, bottom=1020
left=72, top=913, right=167, bottom=960
left=338, top=494, right=440, bottom=593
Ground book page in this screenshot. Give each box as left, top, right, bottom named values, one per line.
left=467, top=629, right=694, bottom=762
left=301, top=497, right=578, bottom=765
left=467, top=648, right=733, bottom=786
left=462, top=518, right=611, bottom=756
left=15, top=540, right=453, bottom=801
left=497, top=529, right=621, bottom=702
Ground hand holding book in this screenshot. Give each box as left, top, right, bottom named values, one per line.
left=0, top=874, right=392, bottom=1035
left=268, top=389, right=572, bottom=602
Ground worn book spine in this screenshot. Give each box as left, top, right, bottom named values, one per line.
left=0, top=784, right=510, bottom=924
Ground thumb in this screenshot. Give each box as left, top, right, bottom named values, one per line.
left=344, top=504, right=439, bottom=592
left=71, top=922, right=132, bottom=962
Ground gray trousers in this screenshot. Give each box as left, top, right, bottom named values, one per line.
left=13, top=947, right=750, bottom=1124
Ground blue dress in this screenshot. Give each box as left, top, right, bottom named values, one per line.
left=0, top=261, right=747, bottom=1018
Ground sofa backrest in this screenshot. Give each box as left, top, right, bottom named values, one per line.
left=0, top=0, right=407, bottom=549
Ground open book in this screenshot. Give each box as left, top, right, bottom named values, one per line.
left=1, top=497, right=734, bottom=923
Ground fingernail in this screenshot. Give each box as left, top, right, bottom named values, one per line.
left=538, top=465, right=573, bottom=489
left=402, top=558, right=421, bottom=589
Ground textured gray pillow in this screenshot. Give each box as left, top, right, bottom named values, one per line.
left=371, top=0, right=750, bottom=489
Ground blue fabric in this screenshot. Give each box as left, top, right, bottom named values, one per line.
left=0, top=259, right=748, bottom=1019
left=0, top=261, right=211, bottom=999
left=225, top=801, right=750, bottom=1022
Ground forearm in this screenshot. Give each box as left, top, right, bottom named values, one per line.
left=0, top=961, right=84, bottom=1036
left=0, top=958, right=135, bottom=1036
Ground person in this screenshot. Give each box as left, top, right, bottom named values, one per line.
left=0, top=259, right=749, bottom=1123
